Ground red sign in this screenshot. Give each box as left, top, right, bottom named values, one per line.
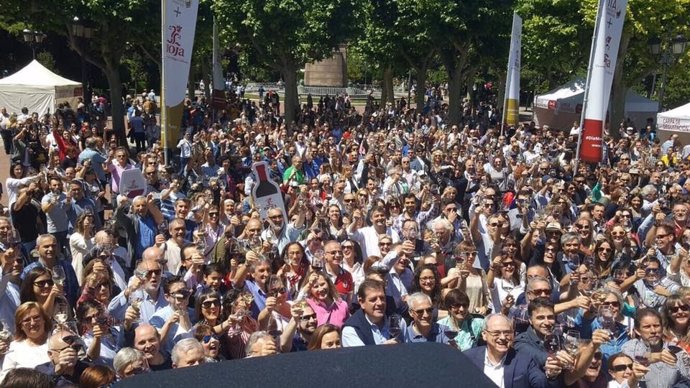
left=579, top=118, right=603, bottom=163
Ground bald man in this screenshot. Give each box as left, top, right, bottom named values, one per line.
left=37, top=329, right=88, bottom=385
left=463, top=314, right=562, bottom=388
left=132, top=323, right=172, bottom=371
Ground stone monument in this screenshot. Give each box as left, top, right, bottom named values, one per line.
left=304, top=45, right=347, bottom=87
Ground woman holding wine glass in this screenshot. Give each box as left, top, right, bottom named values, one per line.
left=278, top=242, right=309, bottom=300
left=436, top=289, right=484, bottom=351
left=578, top=288, right=630, bottom=361
left=76, top=299, right=121, bottom=366
left=258, top=276, right=293, bottom=333
left=487, top=255, right=525, bottom=314
left=0, top=302, right=52, bottom=382
left=606, top=353, right=648, bottom=388
left=341, top=239, right=365, bottom=294
left=443, top=243, right=491, bottom=315
left=300, top=271, right=349, bottom=328
left=19, top=267, right=65, bottom=316
left=221, top=289, right=259, bottom=359
left=78, top=272, right=114, bottom=308
left=69, top=211, right=96, bottom=285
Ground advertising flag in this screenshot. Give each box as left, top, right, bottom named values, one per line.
left=161, top=0, right=199, bottom=153
left=503, top=13, right=522, bottom=127
left=579, top=0, right=628, bottom=163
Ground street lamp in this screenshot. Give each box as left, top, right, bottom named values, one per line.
left=648, top=34, right=688, bottom=110
left=22, top=29, right=46, bottom=60
left=72, top=17, right=95, bottom=103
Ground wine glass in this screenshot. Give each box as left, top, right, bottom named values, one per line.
left=543, top=333, right=561, bottom=356
left=388, top=315, right=402, bottom=341
left=598, top=306, right=616, bottom=335
left=0, top=320, right=12, bottom=355
left=51, top=265, right=66, bottom=287
left=563, top=330, right=580, bottom=371
left=633, top=341, right=650, bottom=383
left=53, top=298, right=70, bottom=327
left=266, top=314, right=282, bottom=353
left=312, top=250, right=325, bottom=270
left=444, top=328, right=459, bottom=346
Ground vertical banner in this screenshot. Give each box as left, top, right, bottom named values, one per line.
left=161, top=0, right=199, bottom=155
left=211, top=16, right=226, bottom=110
left=579, top=0, right=627, bottom=163
left=503, top=12, right=522, bottom=127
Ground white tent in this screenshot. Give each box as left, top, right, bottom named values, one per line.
left=656, top=102, right=690, bottom=144
left=0, top=60, right=81, bottom=116
left=533, top=78, right=659, bottom=130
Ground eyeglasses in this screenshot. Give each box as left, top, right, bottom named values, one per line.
left=449, top=304, right=469, bottom=310
left=545, top=247, right=558, bottom=253
left=300, top=313, right=317, bottom=321
left=34, top=279, right=54, bottom=288
left=270, top=288, right=286, bottom=295
left=502, top=262, right=516, bottom=268
left=202, top=335, right=219, bottom=344
left=344, top=198, right=355, bottom=203
left=529, top=289, right=551, bottom=296
left=145, top=269, right=162, bottom=278
left=655, top=233, right=670, bottom=239
left=601, top=301, right=620, bottom=307
left=379, top=242, right=391, bottom=247
left=327, top=250, right=343, bottom=255
left=489, top=222, right=505, bottom=228
left=201, top=299, right=219, bottom=308
left=669, top=305, right=690, bottom=314
left=485, top=330, right=514, bottom=338
left=342, top=245, right=353, bottom=249
left=269, top=215, right=283, bottom=220
left=598, top=247, right=612, bottom=252
left=575, top=224, right=590, bottom=229
left=209, top=212, right=219, bottom=216
left=414, top=307, right=434, bottom=315
left=619, top=214, right=631, bottom=219
left=419, top=276, right=435, bottom=283
left=611, top=364, right=633, bottom=372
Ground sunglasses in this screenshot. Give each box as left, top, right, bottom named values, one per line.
left=300, top=313, right=317, bottom=321
left=34, top=279, right=54, bottom=288
left=414, top=307, right=434, bottom=315
left=202, top=299, right=219, bottom=308
left=670, top=305, right=690, bottom=314
left=601, top=301, right=620, bottom=307
left=171, top=289, right=191, bottom=299
left=202, top=334, right=219, bottom=343
left=611, top=363, right=633, bottom=372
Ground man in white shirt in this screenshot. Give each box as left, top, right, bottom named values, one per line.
left=463, top=314, right=562, bottom=388
left=348, top=206, right=400, bottom=258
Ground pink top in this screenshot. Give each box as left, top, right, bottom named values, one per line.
left=107, top=161, right=134, bottom=194
left=306, top=297, right=350, bottom=328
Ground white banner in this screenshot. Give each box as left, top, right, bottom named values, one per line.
left=579, top=0, right=627, bottom=162
left=504, top=13, right=522, bottom=126
left=161, top=0, right=199, bottom=151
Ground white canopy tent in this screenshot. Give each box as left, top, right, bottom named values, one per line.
left=0, top=60, right=82, bottom=116
left=656, top=102, right=690, bottom=144
left=533, top=78, right=659, bottom=130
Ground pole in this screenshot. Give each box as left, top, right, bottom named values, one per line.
left=161, top=0, right=168, bottom=166
left=574, top=0, right=604, bottom=174
left=658, top=58, right=669, bottom=111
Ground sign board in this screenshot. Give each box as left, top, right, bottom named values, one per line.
left=120, top=168, right=147, bottom=198
left=251, top=161, right=287, bottom=222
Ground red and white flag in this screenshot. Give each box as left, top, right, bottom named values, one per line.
left=579, top=0, right=628, bottom=163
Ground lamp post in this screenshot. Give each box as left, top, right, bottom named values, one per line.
left=648, top=34, right=688, bottom=110
left=22, top=29, right=46, bottom=60
left=72, top=17, right=95, bottom=104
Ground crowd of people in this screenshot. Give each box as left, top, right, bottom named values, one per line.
left=0, top=83, right=688, bottom=388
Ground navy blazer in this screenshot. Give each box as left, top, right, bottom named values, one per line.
left=463, top=346, right=555, bottom=388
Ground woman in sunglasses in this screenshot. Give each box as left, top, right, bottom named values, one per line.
left=194, top=291, right=229, bottom=338
left=444, top=242, right=490, bottom=315
left=661, top=295, right=690, bottom=345
left=192, top=324, right=223, bottom=362
left=19, top=267, right=65, bottom=316
left=607, top=353, right=647, bottom=388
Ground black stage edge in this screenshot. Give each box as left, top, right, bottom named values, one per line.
left=115, top=342, right=496, bottom=387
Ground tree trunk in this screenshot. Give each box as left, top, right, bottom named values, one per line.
left=446, top=63, right=463, bottom=125
left=414, top=67, right=427, bottom=111
left=610, top=32, right=631, bottom=139
left=381, top=66, right=394, bottom=105
left=282, top=64, right=299, bottom=131
left=104, top=61, right=126, bottom=146
left=201, top=59, right=212, bottom=99
left=496, top=71, right=507, bottom=122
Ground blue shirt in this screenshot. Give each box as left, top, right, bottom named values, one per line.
left=78, top=148, right=107, bottom=182
left=574, top=309, right=630, bottom=363
left=150, top=305, right=196, bottom=353
left=136, top=216, right=157, bottom=259
left=404, top=322, right=450, bottom=344
left=244, top=280, right=267, bottom=319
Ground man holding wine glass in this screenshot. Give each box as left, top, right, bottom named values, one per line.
left=342, top=279, right=405, bottom=347
left=621, top=308, right=690, bottom=388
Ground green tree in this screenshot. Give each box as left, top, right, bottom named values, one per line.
left=215, top=0, right=364, bottom=127
left=0, top=0, right=160, bottom=145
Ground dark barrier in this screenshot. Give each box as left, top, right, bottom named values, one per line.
left=115, top=342, right=496, bottom=388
